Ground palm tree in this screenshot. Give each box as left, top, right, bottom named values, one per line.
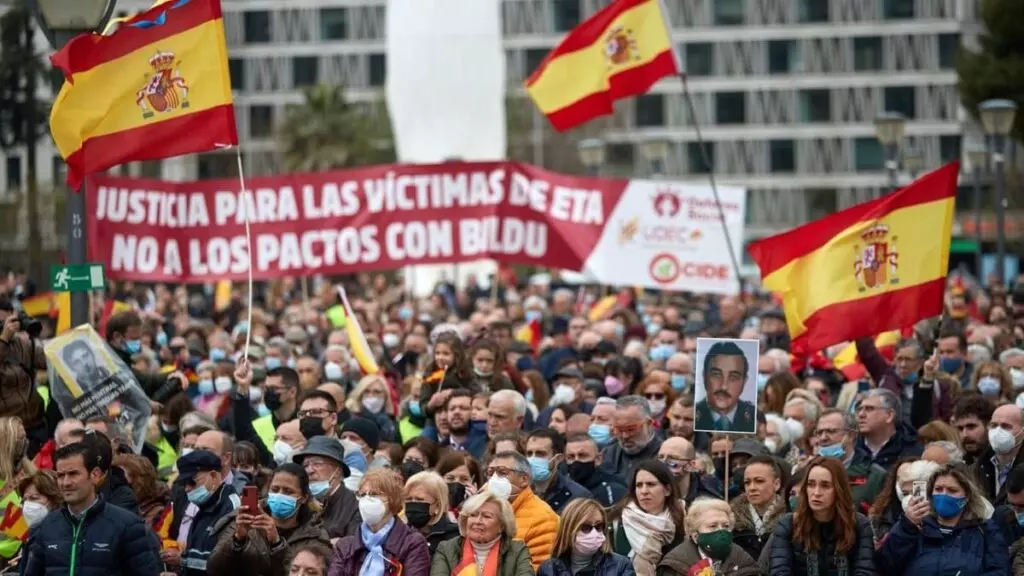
left=276, top=84, right=394, bottom=173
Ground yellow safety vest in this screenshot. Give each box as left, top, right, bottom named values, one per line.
left=398, top=417, right=423, bottom=445
left=253, top=414, right=275, bottom=451
left=155, top=436, right=177, bottom=480
left=36, top=386, right=49, bottom=410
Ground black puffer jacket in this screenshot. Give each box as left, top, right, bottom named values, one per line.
left=20, top=498, right=162, bottom=576
left=768, top=512, right=877, bottom=576
left=101, top=466, right=140, bottom=516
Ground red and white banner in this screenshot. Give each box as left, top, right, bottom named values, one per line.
left=88, top=161, right=746, bottom=293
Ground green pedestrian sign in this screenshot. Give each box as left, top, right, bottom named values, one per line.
left=50, top=264, right=105, bottom=292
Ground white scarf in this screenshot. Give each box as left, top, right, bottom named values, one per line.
left=621, top=503, right=675, bottom=576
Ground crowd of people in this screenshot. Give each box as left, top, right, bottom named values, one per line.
left=0, top=271, right=1022, bottom=576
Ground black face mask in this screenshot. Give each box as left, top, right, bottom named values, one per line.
left=713, top=457, right=726, bottom=482
left=447, top=482, right=467, bottom=509
left=761, top=332, right=790, bottom=352
left=567, top=461, right=595, bottom=485
left=401, top=460, right=425, bottom=480
left=299, top=417, right=325, bottom=440
left=405, top=501, right=432, bottom=528
left=264, top=388, right=283, bottom=411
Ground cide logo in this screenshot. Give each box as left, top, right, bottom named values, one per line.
left=648, top=253, right=729, bottom=285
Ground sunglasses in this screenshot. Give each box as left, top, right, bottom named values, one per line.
left=579, top=522, right=606, bottom=534
left=644, top=393, right=666, bottom=400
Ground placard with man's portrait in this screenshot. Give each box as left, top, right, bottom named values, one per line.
left=693, top=337, right=760, bottom=434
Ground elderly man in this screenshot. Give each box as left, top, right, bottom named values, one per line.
left=292, top=436, right=360, bottom=540
left=485, top=451, right=558, bottom=569
left=665, top=352, right=693, bottom=393
left=856, top=336, right=951, bottom=425
left=921, top=440, right=965, bottom=465
left=565, top=433, right=626, bottom=507
left=695, top=341, right=756, bottom=433
left=974, top=403, right=1024, bottom=504
left=601, top=395, right=663, bottom=477
left=854, top=388, right=921, bottom=469
left=588, top=397, right=615, bottom=448
left=657, top=436, right=721, bottom=505
left=815, top=408, right=886, bottom=513
left=487, top=390, right=526, bottom=437
left=273, top=419, right=306, bottom=465
left=194, top=430, right=247, bottom=494
left=54, top=418, right=85, bottom=449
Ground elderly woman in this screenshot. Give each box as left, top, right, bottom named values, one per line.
left=113, top=453, right=172, bottom=534
left=16, top=470, right=61, bottom=528
left=344, top=375, right=398, bottom=443
left=405, top=471, right=460, bottom=555
left=538, top=498, right=634, bottom=576
left=430, top=491, right=533, bottom=576
left=659, top=498, right=761, bottom=576
left=878, top=464, right=1007, bottom=576
left=288, top=542, right=333, bottom=576
left=328, top=468, right=430, bottom=575
left=867, top=457, right=920, bottom=546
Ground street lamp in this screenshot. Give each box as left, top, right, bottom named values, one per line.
left=979, top=98, right=1018, bottom=284
left=902, top=145, right=923, bottom=180
left=640, top=140, right=670, bottom=177
left=874, top=111, right=907, bottom=192
left=28, top=0, right=118, bottom=328
left=577, top=138, right=605, bottom=177
left=965, top=141, right=987, bottom=272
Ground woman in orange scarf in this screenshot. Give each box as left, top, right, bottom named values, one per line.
left=429, top=491, right=532, bottom=576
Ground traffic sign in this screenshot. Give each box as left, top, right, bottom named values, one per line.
left=50, top=264, right=105, bottom=292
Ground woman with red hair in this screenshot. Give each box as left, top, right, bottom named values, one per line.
left=768, top=457, right=877, bottom=576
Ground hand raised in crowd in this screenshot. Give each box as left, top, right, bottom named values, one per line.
left=249, top=511, right=280, bottom=544
left=922, top=350, right=939, bottom=380
left=427, top=388, right=452, bottom=410
left=905, top=496, right=930, bottom=528
left=168, top=371, right=189, bottom=390
left=0, top=315, right=19, bottom=341
left=159, top=547, right=180, bottom=567
left=234, top=359, right=253, bottom=393
left=234, top=511, right=253, bottom=541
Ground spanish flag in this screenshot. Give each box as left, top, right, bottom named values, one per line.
left=832, top=329, right=907, bottom=381
left=49, top=0, right=237, bottom=189
left=0, top=502, right=28, bottom=542
left=748, top=163, right=958, bottom=352
left=525, top=0, right=679, bottom=131
left=336, top=287, right=379, bottom=375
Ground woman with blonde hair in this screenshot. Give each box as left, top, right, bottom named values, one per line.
left=537, top=498, right=634, bottom=576
left=0, top=416, right=34, bottom=560
left=916, top=421, right=960, bottom=446
left=404, top=471, right=459, bottom=555
left=345, top=374, right=398, bottom=442
left=659, top=498, right=761, bottom=576
left=970, top=359, right=1012, bottom=401
left=430, top=491, right=533, bottom=576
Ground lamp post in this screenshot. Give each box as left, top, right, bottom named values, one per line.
left=577, top=138, right=605, bottom=177
left=965, top=142, right=987, bottom=274
left=902, top=145, right=923, bottom=180
left=640, top=140, right=670, bottom=177
left=979, top=98, right=1018, bottom=284
left=874, top=111, right=907, bottom=192
left=27, top=0, right=117, bottom=328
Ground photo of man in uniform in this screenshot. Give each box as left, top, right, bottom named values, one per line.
left=694, top=340, right=757, bottom=433
left=61, top=340, right=113, bottom=390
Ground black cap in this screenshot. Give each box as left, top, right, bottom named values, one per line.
left=759, top=308, right=786, bottom=321
left=555, top=366, right=584, bottom=381
left=340, top=417, right=381, bottom=451
left=550, top=316, right=569, bottom=336
left=594, top=340, right=617, bottom=356
left=177, top=450, right=222, bottom=484
left=730, top=438, right=768, bottom=458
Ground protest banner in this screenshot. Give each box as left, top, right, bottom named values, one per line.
left=44, top=325, right=152, bottom=453
left=87, top=160, right=746, bottom=294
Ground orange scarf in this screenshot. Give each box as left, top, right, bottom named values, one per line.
left=452, top=537, right=499, bottom=576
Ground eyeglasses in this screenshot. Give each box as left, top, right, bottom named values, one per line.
left=297, top=409, right=330, bottom=419
left=485, top=466, right=517, bottom=477
left=658, top=456, right=692, bottom=470
left=612, top=424, right=643, bottom=436
left=357, top=491, right=385, bottom=499
left=644, top=393, right=666, bottom=400
left=815, top=428, right=844, bottom=438
left=578, top=522, right=606, bottom=534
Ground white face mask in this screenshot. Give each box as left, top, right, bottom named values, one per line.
left=272, top=440, right=293, bottom=465
left=22, top=501, right=48, bottom=527
left=784, top=418, right=805, bottom=441
left=382, top=333, right=400, bottom=349
left=989, top=427, right=1018, bottom=455
left=1012, top=368, right=1024, bottom=391
left=764, top=438, right=778, bottom=454
left=344, top=470, right=364, bottom=492
left=551, top=384, right=576, bottom=407
left=358, top=496, right=388, bottom=526
left=648, top=399, right=666, bottom=415
left=487, top=474, right=513, bottom=500
left=362, top=396, right=385, bottom=414
left=248, top=386, right=263, bottom=403
left=214, top=376, right=233, bottom=395
left=324, top=362, right=344, bottom=381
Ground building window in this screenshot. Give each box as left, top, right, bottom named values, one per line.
left=293, top=56, right=319, bottom=87
left=714, top=0, right=744, bottom=25
left=250, top=105, right=274, bottom=139
left=525, top=49, right=548, bottom=77
left=938, top=34, right=960, bottom=69
left=940, top=135, right=962, bottom=163
left=768, top=40, right=799, bottom=74
left=770, top=140, right=795, bottom=173
left=607, top=143, right=635, bottom=168
left=635, top=94, right=664, bottom=127
left=806, top=188, right=838, bottom=221
left=228, top=58, right=244, bottom=91
left=198, top=153, right=238, bottom=180
left=884, top=86, right=916, bottom=118
left=853, top=37, right=883, bottom=71
left=369, top=54, right=387, bottom=87
left=798, top=0, right=828, bottom=22
left=52, top=155, right=65, bottom=185
left=140, top=160, right=162, bottom=179
left=6, top=155, right=21, bottom=189
left=320, top=8, right=348, bottom=40
left=687, top=142, right=714, bottom=174
left=854, top=138, right=884, bottom=171
left=883, top=0, right=914, bottom=19
left=715, top=92, right=746, bottom=124
left=685, top=43, right=713, bottom=76
left=799, top=89, right=830, bottom=122
left=244, top=11, right=271, bottom=43
left=553, top=0, right=581, bottom=32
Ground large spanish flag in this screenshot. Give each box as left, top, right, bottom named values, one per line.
left=748, top=163, right=959, bottom=352
left=49, top=0, right=237, bottom=189
left=525, top=0, right=679, bottom=131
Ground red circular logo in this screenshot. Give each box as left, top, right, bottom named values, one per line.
left=649, top=253, right=680, bottom=284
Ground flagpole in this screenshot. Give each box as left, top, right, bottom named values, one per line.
left=679, top=75, right=744, bottom=293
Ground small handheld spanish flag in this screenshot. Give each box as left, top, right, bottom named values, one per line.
left=0, top=502, right=29, bottom=542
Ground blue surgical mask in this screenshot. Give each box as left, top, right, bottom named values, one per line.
left=399, top=307, right=413, bottom=320
left=264, top=357, right=282, bottom=370
left=267, top=493, right=298, bottom=519
left=932, top=493, right=967, bottom=519
left=155, top=332, right=168, bottom=347
left=757, top=373, right=770, bottom=392
left=344, top=450, right=369, bottom=474
left=614, top=324, right=625, bottom=339
left=525, top=310, right=543, bottom=323
left=939, top=357, right=963, bottom=374
left=1016, top=510, right=1024, bottom=528
left=588, top=423, right=612, bottom=447
left=124, top=339, right=142, bottom=354
left=256, top=404, right=271, bottom=417
left=527, top=456, right=552, bottom=482
left=904, top=371, right=918, bottom=384
left=636, top=304, right=646, bottom=315
left=978, top=376, right=1001, bottom=396
left=198, top=379, right=215, bottom=396
left=816, top=443, right=845, bottom=459
left=649, top=344, right=675, bottom=362
left=788, top=496, right=799, bottom=510
left=186, top=485, right=210, bottom=504
left=408, top=399, right=422, bottom=418
left=645, top=323, right=662, bottom=337
left=310, top=480, right=331, bottom=498
left=670, top=374, right=687, bottom=392
left=209, top=348, right=227, bottom=362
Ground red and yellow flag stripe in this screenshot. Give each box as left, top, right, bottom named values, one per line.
left=50, top=0, right=237, bottom=189
left=748, top=163, right=959, bottom=352
left=525, top=0, right=679, bottom=131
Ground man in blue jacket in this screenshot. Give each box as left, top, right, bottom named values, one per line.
left=20, top=441, right=161, bottom=576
